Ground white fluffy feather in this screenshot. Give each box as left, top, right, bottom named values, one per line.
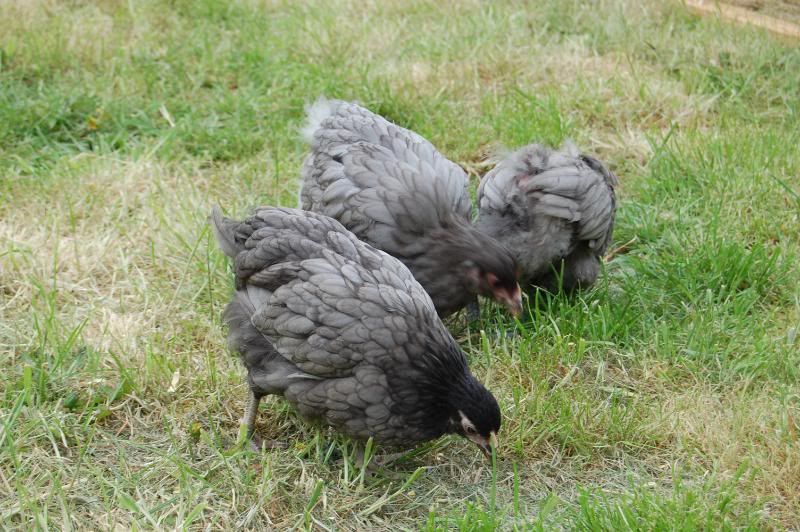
left=300, top=97, right=336, bottom=144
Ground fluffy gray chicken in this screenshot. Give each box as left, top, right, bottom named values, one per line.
left=476, top=142, right=618, bottom=292
left=211, top=206, right=501, bottom=455
left=299, top=98, right=522, bottom=318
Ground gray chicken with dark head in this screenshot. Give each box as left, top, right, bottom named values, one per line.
left=476, top=142, right=618, bottom=293
left=211, top=206, right=501, bottom=455
left=299, top=98, right=522, bottom=318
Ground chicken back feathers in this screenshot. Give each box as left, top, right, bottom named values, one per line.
left=299, top=98, right=519, bottom=317
left=476, top=142, right=618, bottom=291
left=211, top=206, right=500, bottom=447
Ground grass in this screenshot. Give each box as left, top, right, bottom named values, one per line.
left=1, top=0, right=799, bottom=529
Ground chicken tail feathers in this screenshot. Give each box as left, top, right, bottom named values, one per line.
left=210, top=205, right=242, bottom=258
left=300, top=97, right=336, bottom=145
left=580, top=153, right=619, bottom=187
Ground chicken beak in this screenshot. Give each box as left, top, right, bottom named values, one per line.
left=504, top=286, right=523, bottom=317
left=479, top=432, right=499, bottom=459
left=480, top=445, right=491, bottom=458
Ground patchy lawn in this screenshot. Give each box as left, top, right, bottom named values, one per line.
left=1, top=0, right=799, bottom=529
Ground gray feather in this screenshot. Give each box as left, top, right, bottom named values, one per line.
left=299, top=98, right=518, bottom=316
left=212, top=206, right=495, bottom=447
left=476, top=142, right=618, bottom=291
left=210, top=205, right=243, bottom=259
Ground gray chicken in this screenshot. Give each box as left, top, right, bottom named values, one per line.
left=211, top=206, right=501, bottom=455
left=299, top=98, right=522, bottom=318
left=476, top=142, right=618, bottom=293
